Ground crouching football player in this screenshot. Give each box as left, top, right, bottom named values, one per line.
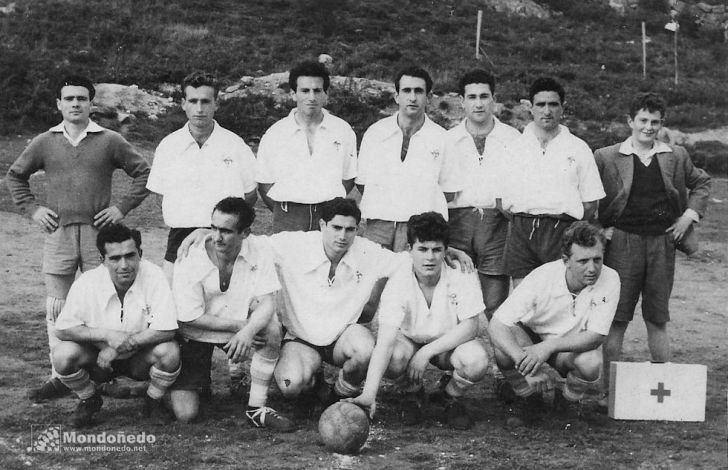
left=489, top=221, right=620, bottom=408
left=52, top=224, right=180, bottom=427
left=168, top=197, right=293, bottom=431
left=349, top=212, right=489, bottom=430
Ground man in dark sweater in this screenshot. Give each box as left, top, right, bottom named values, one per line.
left=5, top=75, right=151, bottom=402
left=594, top=92, right=710, bottom=399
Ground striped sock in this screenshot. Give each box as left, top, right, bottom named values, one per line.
left=247, top=352, right=277, bottom=408
left=58, top=369, right=95, bottom=400
left=147, top=366, right=180, bottom=400
left=333, top=369, right=359, bottom=398
left=445, top=371, right=475, bottom=398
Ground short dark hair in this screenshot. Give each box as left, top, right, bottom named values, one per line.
left=57, top=75, right=95, bottom=101
left=529, top=77, right=565, bottom=104
left=289, top=61, right=330, bottom=92
left=629, top=92, right=666, bottom=119
left=96, top=224, right=142, bottom=256
left=213, top=197, right=256, bottom=232
left=458, top=69, right=496, bottom=96
left=561, top=221, right=606, bottom=258
left=394, top=66, right=433, bottom=94
left=320, top=197, right=361, bottom=224
left=182, top=71, right=220, bottom=98
left=407, top=212, right=449, bottom=247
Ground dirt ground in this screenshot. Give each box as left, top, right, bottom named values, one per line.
left=0, top=136, right=726, bottom=469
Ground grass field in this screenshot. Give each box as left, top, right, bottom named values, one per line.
left=0, top=135, right=726, bottom=469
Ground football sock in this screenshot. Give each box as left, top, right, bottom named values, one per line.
left=502, top=368, right=534, bottom=397
left=46, top=297, right=65, bottom=378
left=248, top=352, right=277, bottom=408
left=58, top=369, right=95, bottom=400
left=445, top=371, right=475, bottom=398
left=333, top=369, right=359, bottom=398
left=563, top=371, right=600, bottom=402
left=228, top=359, right=246, bottom=383
left=147, top=366, right=180, bottom=400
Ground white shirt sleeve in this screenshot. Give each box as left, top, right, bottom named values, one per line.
left=355, top=127, right=376, bottom=186
left=238, top=142, right=258, bottom=193
left=146, top=142, right=168, bottom=194
left=584, top=270, right=621, bottom=336
left=255, top=129, right=276, bottom=185
left=376, top=266, right=409, bottom=329
left=172, top=256, right=207, bottom=323
left=493, top=271, right=539, bottom=326
left=577, top=143, right=606, bottom=203
left=54, top=278, right=90, bottom=330
left=455, top=271, right=486, bottom=322
left=146, top=267, right=179, bottom=331
left=342, top=126, right=358, bottom=181
left=438, top=141, right=464, bottom=193
left=251, top=241, right=282, bottom=297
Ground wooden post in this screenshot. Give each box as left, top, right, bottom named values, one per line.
left=673, top=25, right=679, bottom=85
left=476, top=10, right=482, bottom=59
left=642, top=21, right=647, bottom=80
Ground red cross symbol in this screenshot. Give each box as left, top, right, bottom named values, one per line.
left=650, top=382, right=671, bottom=403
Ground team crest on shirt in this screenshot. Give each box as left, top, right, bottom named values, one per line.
left=249, top=264, right=258, bottom=272
left=567, top=156, right=576, bottom=166
left=142, top=304, right=153, bottom=325
left=449, top=293, right=458, bottom=306
left=222, top=156, right=233, bottom=167
left=431, top=150, right=440, bottom=160
left=333, top=141, right=341, bottom=151
left=355, top=270, right=363, bottom=283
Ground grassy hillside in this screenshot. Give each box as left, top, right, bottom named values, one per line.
left=1, top=0, right=727, bottom=151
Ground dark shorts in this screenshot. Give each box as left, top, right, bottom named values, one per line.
left=272, top=201, right=329, bottom=234
left=362, top=219, right=408, bottom=252
left=448, top=207, right=508, bottom=276
left=165, top=227, right=205, bottom=263
left=87, top=354, right=149, bottom=383
left=281, top=336, right=337, bottom=365
left=504, top=214, right=573, bottom=278
left=171, top=339, right=223, bottom=391
left=605, top=228, right=675, bottom=323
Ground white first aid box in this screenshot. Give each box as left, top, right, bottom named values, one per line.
left=609, top=361, right=707, bottom=422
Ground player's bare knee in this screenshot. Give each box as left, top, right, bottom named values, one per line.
left=275, top=368, right=310, bottom=398
left=452, top=343, right=489, bottom=381
left=572, top=350, right=602, bottom=381
left=152, top=341, right=180, bottom=371
left=387, top=348, right=411, bottom=378
left=170, top=393, right=199, bottom=423
left=51, top=341, right=83, bottom=374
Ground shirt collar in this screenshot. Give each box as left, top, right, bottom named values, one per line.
left=522, top=122, right=571, bottom=143
left=618, top=137, right=672, bottom=157
left=187, top=235, right=256, bottom=282
left=50, top=120, right=104, bottom=144
left=381, top=113, right=435, bottom=140
left=179, top=120, right=221, bottom=149
left=453, top=116, right=508, bottom=143
left=281, top=108, right=333, bottom=136
left=298, top=236, right=361, bottom=274
left=98, top=261, right=145, bottom=305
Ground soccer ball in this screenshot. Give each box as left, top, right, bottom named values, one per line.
left=318, top=402, right=369, bottom=454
